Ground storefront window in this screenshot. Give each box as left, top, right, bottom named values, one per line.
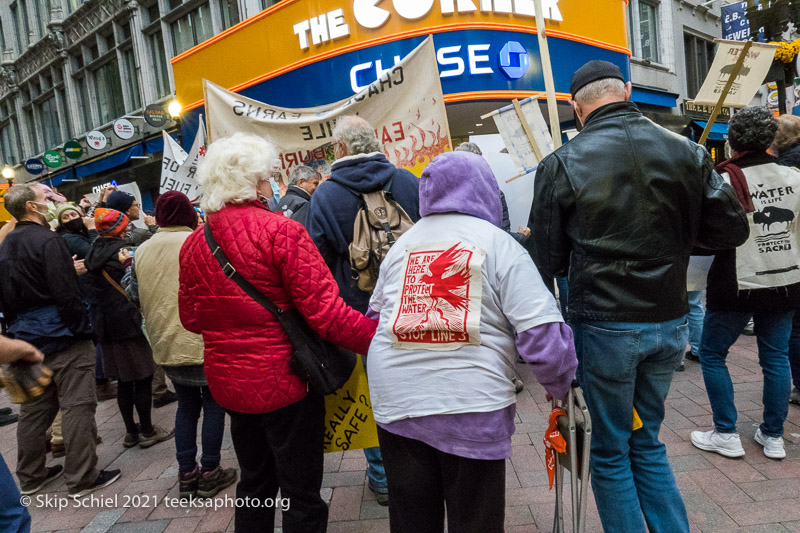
left=94, top=59, right=125, bottom=125
left=150, top=31, right=171, bottom=98
left=638, top=1, right=659, bottom=63
left=38, top=95, right=61, bottom=150
left=122, top=47, right=141, bottom=111
left=0, top=122, right=19, bottom=165
left=170, top=3, right=213, bottom=55
left=219, top=0, right=240, bottom=30
left=75, top=75, right=92, bottom=132
left=57, top=87, right=72, bottom=140
left=67, top=0, right=84, bottom=14
left=685, top=33, right=716, bottom=99
left=627, top=0, right=661, bottom=64
left=260, top=0, right=279, bottom=9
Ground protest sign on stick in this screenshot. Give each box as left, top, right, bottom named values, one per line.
left=204, top=36, right=451, bottom=182
left=534, top=0, right=562, bottom=150
left=690, top=39, right=778, bottom=144
left=483, top=97, right=555, bottom=183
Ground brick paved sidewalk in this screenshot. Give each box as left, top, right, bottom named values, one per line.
left=1, top=334, right=799, bottom=532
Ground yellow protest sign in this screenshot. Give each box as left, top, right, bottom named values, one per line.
left=323, top=356, right=379, bottom=453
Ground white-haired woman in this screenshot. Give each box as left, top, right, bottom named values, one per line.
left=178, top=133, right=376, bottom=532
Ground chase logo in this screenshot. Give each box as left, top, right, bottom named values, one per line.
left=499, top=41, right=529, bottom=80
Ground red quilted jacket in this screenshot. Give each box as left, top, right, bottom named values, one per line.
left=178, top=202, right=377, bottom=414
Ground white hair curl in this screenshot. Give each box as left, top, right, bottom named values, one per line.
left=197, top=133, right=278, bottom=213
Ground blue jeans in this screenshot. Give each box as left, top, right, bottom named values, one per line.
left=556, top=276, right=569, bottom=314
left=573, top=318, right=689, bottom=533
left=686, top=291, right=705, bottom=356
left=360, top=355, right=388, bottom=493
left=0, top=453, right=30, bottom=532
left=788, top=312, right=800, bottom=389
left=173, top=382, right=227, bottom=473
left=698, top=310, right=792, bottom=437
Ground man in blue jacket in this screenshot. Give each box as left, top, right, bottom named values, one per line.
left=308, top=116, right=420, bottom=505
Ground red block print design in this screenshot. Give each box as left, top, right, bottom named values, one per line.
left=390, top=242, right=484, bottom=350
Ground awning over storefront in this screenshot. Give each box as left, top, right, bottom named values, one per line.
left=631, top=86, right=679, bottom=108
left=692, top=120, right=729, bottom=141
left=37, top=136, right=168, bottom=188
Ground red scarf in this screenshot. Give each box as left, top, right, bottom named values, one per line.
left=715, top=152, right=755, bottom=213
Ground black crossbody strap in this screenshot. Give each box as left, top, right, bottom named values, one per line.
left=203, top=223, right=283, bottom=318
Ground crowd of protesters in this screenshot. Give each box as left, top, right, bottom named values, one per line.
left=0, top=59, right=798, bottom=533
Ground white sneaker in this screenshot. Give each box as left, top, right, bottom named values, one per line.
left=690, top=429, right=745, bottom=457
left=754, top=428, right=786, bottom=459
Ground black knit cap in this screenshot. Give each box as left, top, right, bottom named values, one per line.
left=570, top=60, right=625, bottom=97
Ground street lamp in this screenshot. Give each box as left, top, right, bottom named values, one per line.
left=1, top=165, right=14, bottom=183
left=168, top=100, right=182, bottom=119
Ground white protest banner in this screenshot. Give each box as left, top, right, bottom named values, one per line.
left=692, top=39, right=779, bottom=107
left=160, top=121, right=205, bottom=201
left=486, top=96, right=555, bottom=178
left=204, top=36, right=451, bottom=181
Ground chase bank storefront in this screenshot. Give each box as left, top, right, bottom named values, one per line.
left=171, top=0, right=631, bottom=140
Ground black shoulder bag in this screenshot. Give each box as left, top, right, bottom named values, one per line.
left=204, top=223, right=356, bottom=395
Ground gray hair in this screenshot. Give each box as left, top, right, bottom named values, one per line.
left=4, top=184, right=37, bottom=220
left=574, top=78, right=626, bottom=105
left=333, top=116, right=381, bottom=156
left=289, top=165, right=318, bottom=186
left=455, top=142, right=483, bottom=156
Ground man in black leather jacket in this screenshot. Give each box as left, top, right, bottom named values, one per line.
left=531, top=60, right=749, bottom=533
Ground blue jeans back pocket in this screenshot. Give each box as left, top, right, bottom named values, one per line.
left=580, top=323, right=642, bottom=382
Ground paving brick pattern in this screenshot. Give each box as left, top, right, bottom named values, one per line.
left=1, top=334, right=798, bottom=532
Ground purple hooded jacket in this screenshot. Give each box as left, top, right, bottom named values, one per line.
left=372, top=151, right=577, bottom=460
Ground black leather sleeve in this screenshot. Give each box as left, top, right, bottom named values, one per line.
left=695, top=148, right=750, bottom=250
left=531, top=156, right=571, bottom=278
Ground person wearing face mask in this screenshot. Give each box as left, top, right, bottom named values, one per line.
left=56, top=204, right=97, bottom=259
left=55, top=203, right=117, bottom=406
left=0, top=184, right=121, bottom=499
left=529, top=60, right=750, bottom=533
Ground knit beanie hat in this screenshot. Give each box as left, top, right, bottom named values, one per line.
left=94, top=208, right=129, bottom=238
left=156, top=191, right=198, bottom=230
left=55, top=203, right=81, bottom=223
left=570, top=60, right=625, bottom=97
left=106, top=190, right=135, bottom=213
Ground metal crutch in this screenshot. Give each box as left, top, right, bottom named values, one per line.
left=552, top=381, right=592, bottom=533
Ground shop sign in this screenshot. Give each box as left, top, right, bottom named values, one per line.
left=350, top=39, right=531, bottom=92
left=86, top=131, right=108, bottom=150
left=294, top=0, right=563, bottom=50
left=24, top=158, right=44, bottom=175
left=113, top=118, right=136, bottom=140
left=144, top=105, right=168, bottom=128
left=43, top=150, right=62, bottom=167
left=64, top=140, right=83, bottom=159
left=91, top=180, right=118, bottom=194
left=683, top=100, right=732, bottom=122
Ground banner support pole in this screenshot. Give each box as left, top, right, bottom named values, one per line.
left=534, top=0, right=562, bottom=149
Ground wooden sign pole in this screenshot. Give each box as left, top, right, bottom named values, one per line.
left=698, top=40, right=753, bottom=145
left=534, top=0, right=562, bottom=149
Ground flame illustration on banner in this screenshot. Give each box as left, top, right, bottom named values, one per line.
left=390, top=241, right=485, bottom=351
left=421, top=243, right=470, bottom=312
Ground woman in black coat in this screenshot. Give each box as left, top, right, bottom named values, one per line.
left=84, top=208, right=173, bottom=450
